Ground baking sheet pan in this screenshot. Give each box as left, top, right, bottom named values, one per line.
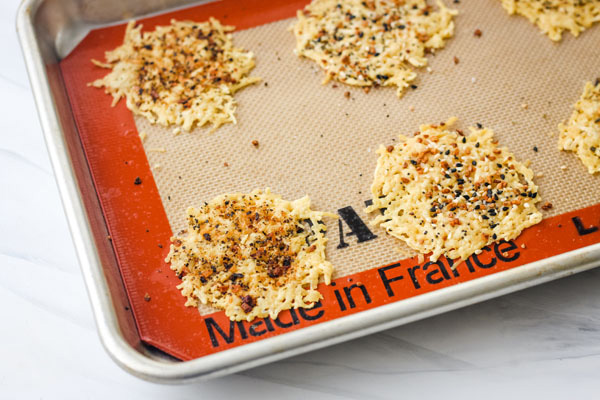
left=19, top=0, right=600, bottom=382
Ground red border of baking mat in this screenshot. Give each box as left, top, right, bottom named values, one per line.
left=60, top=0, right=600, bottom=361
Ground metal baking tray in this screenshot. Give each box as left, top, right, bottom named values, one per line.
left=18, top=0, right=600, bottom=382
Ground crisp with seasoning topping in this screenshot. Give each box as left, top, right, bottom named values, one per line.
left=166, top=189, right=335, bottom=322
left=292, top=0, right=457, bottom=96
left=500, top=0, right=600, bottom=41
left=366, top=118, right=543, bottom=261
left=557, top=80, right=600, bottom=174
left=90, top=18, right=260, bottom=132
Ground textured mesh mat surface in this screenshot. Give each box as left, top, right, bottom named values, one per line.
left=134, top=1, right=600, bottom=316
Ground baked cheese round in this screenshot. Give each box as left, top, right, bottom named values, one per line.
left=500, top=0, right=600, bottom=41
left=166, top=189, right=334, bottom=322
left=90, top=18, right=260, bottom=132
left=366, top=118, right=543, bottom=261
left=292, top=0, right=457, bottom=97
left=558, top=80, right=600, bottom=174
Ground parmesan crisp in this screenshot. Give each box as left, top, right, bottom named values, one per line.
left=166, top=189, right=335, bottom=322
left=292, top=0, right=457, bottom=97
left=558, top=81, right=600, bottom=174
left=90, top=19, right=260, bottom=132
left=366, top=118, right=543, bottom=261
left=500, top=0, right=600, bottom=41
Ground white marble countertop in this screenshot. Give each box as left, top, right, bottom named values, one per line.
left=3, top=0, right=600, bottom=397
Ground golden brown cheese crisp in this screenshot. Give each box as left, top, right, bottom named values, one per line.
left=166, top=189, right=335, bottom=322
left=90, top=18, right=260, bottom=132
left=366, top=118, right=543, bottom=261
left=500, top=0, right=600, bottom=41
left=557, top=80, right=600, bottom=174
left=292, top=0, right=457, bottom=96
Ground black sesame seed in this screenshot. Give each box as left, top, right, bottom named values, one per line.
left=134, top=177, right=142, bottom=185
left=482, top=215, right=489, bottom=220
left=472, top=161, right=477, bottom=166
left=502, top=206, right=509, bottom=211
left=476, top=123, right=483, bottom=129
left=492, top=233, right=497, bottom=240
left=533, top=146, right=538, bottom=152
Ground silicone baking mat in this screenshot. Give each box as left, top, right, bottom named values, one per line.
left=60, top=0, right=600, bottom=360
